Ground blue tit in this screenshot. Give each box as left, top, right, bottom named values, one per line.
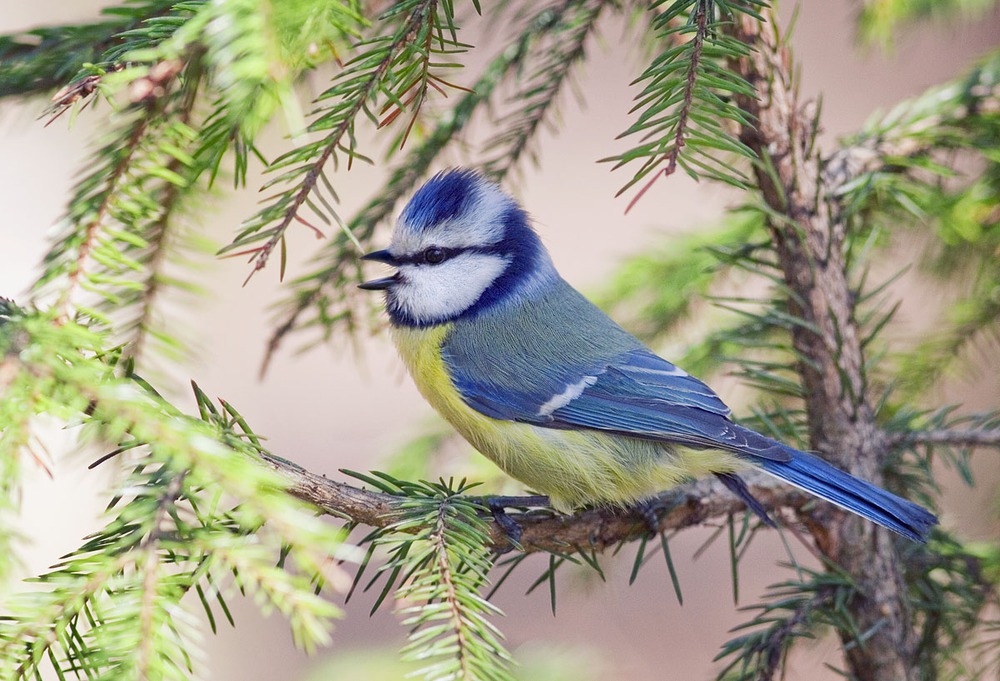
left=360, top=169, right=937, bottom=542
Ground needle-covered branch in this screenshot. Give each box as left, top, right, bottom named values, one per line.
left=225, top=0, right=467, bottom=282
left=4, top=3, right=1000, bottom=680
left=889, top=428, right=1000, bottom=448
left=260, top=453, right=811, bottom=554
left=824, top=51, right=1000, bottom=195
left=262, top=0, right=615, bottom=369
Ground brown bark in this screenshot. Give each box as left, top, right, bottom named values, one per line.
left=261, top=454, right=811, bottom=554
left=729, top=10, right=918, bottom=681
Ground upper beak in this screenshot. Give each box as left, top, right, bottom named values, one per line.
left=361, top=249, right=400, bottom=265
left=359, top=249, right=400, bottom=291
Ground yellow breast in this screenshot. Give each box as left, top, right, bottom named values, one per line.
left=390, top=325, right=743, bottom=511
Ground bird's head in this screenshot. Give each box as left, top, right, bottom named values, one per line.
left=360, top=169, right=557, bottom=327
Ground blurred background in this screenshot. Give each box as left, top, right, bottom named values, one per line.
left=2, top=1, right=998, bottom=679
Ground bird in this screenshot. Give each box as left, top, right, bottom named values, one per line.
left=359, top=169, right=938, bottom=542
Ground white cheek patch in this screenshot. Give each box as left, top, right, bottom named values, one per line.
left=391, top=253, right=511, bottom=324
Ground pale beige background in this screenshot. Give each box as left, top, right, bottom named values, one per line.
left=2, top=2, right=999, bottom=680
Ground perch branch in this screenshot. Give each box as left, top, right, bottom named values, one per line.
left=260, top=454, right=812, bottom=554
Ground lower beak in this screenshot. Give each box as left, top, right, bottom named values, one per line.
left=359, top=249, right=401, bottom=290
left=358, top=274, right=399, bottom=291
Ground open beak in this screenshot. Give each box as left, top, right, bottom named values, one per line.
left=359, top=249, right=401, bottom=290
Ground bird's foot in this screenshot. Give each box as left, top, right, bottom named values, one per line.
left=482, top=495, right=550, bottom=553
left=629, top=497, right=668, bottom=537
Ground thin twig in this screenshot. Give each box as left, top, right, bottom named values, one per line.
left=136, top=472, right=185, bottom=677
left=129, top=63, right=202, bottom=364
left=823, top=90, right=1000, bottom=194
left=484, top=0, right=606, bottom=179
left=242, top=0, right=438, bottom=282
left=759, top=589, right=834, bottom=681
left=57, top=111, right=153, bottom=320
left=888, top=429, right=1000, bottom=448
left=626, top=0, right=708, bottom=214
left=433, top=502, right=472, bottom=678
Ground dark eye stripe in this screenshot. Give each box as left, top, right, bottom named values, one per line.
left=395, top=246, right=494, bottom=266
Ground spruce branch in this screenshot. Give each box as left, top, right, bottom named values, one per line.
left=716, top=575, right=839, bottom=681
left=0, top=0, right=178, bottom=99
left=908, top=533, right=1000, bottom=680
left=47, top=109, right=155, bottom=321
left=824, top=52, right=1000, bottom=404
left=0, top=22, right=118, bottom=98
left=625, top=0, right=708, bottom=211
left=125, top=67, right=203, bottom=365
left=606, top=0, right=760, bottom=207
left=825, top=48, right=1000, bottom=198
left=225, top=0, right=468, bottom=283
left=150, top=0, right=362, bottom=141
left=0, top=306, right=350, bottom=677
left=888, top=428, right=1000, bottom=448
left=383, top=481, right=514, bottom=681
left=481, top=0, right=608, bottom=180
left=262, top=0, right=608, bottom=368
left=14, top=1, right=201, bottom=124
left=33, top=56, right=206, bottom=353
left=0, top=553, right=134, bottom=678
left=134, top=471, right=184, bottom=680
left=4, top=3, right=999, bottom=679
left=261, top=454, right=812, bottom=555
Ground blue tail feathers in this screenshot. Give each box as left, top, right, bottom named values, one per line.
left=754, top=447, right=938, bottom=542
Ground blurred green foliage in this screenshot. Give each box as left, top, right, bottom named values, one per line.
left=1, top=0, right=998, bottom=680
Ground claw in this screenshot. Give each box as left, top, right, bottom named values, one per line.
left=489, top=500, right=523, bottom=551
left=630, top=498, right=666, bottom=536
left=482, top=495, right=549, bottom=553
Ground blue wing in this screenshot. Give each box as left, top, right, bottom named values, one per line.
left=438, top=282, right=936, bottom=540
left=447, top=346, right=793, bottom=463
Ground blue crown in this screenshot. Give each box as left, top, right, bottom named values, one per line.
left=399, top=169, right=484, bottom=233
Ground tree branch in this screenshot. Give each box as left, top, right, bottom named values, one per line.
left=823, top=80, right=1000, bottom=195
left=260, top=454, right=811, bottom=554
left=758, top=589, right=834, bottom=681
left=888, top=428, right=1000, bottom=448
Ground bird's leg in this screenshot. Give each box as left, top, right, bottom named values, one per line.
left=629, top=497, right=669, bottom=537
left=488, top=499, right=523, bottom=549
left=480, top=495, right=550, bottom=552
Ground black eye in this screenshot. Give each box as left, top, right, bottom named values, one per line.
left=422, top=247, right=446, bottom=264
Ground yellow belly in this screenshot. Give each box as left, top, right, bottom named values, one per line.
left=391, top=325, right=743, bottom=512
